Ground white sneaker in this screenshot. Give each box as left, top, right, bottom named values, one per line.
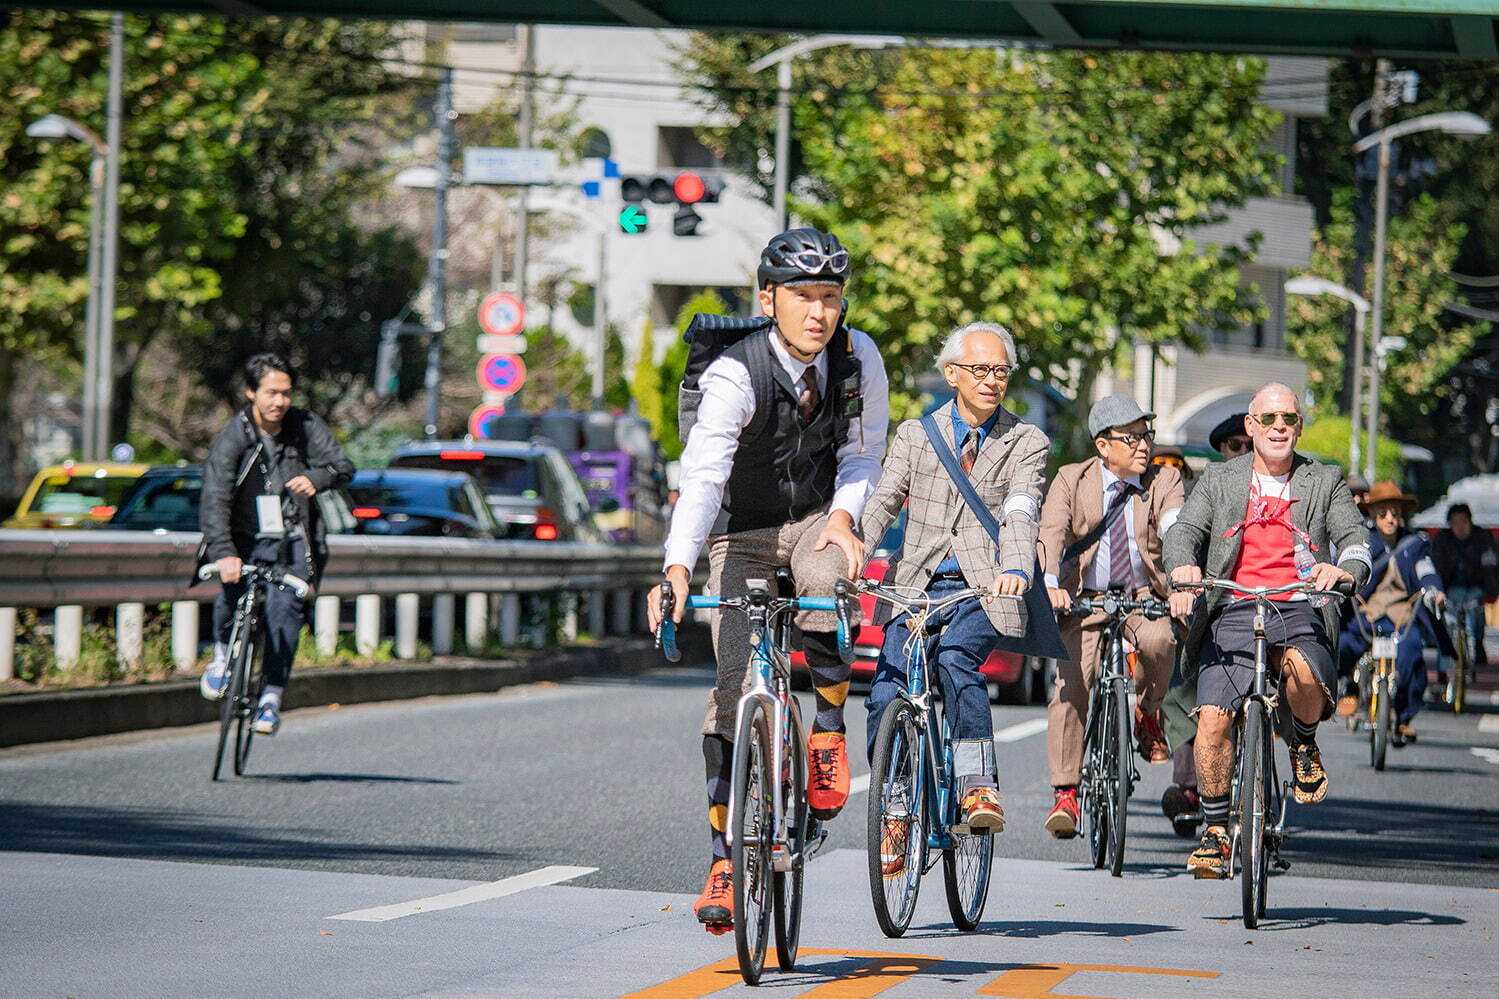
left=199, top=644, right=230, bottom=701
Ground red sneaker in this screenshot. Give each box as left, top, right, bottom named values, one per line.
left=808, top=731, right=850, bottom=820
left=1044, top=787, right=1080, bottom=839
left=693, top=859, right=733, bottom=933
left=1134, top=706, right=1170, bottom=764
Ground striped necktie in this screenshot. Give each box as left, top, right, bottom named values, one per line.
left=960, top=428, right=980, bottom=476
left=1108, top=479, right=1139, bottom=589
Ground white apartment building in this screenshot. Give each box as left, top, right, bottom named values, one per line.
left=430, top=27, right=1324, bottom=440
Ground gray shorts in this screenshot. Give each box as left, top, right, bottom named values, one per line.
left=1196, top=599, right=1338, bottom=719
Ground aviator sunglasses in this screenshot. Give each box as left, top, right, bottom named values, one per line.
left=1252, top=411, right=1301, bottom=428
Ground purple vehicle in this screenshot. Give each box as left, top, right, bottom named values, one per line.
left=566, top=450, right=666, bottom=542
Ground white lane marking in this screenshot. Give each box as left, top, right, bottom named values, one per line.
left=327, top=865, right=597, bottom=922
left=1472, top=748, right=1499, bottom=766
left=1479, top=715, right=1499, bottom=733
left=849, top=773, right=871, bottom=796
left=994, top=718, right=1049, bottom=743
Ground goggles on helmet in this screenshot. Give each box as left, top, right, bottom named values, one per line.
left=787, top=247, right=850, bottom=275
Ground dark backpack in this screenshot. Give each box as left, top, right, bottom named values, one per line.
left=676, top=306, right=859, bottom=447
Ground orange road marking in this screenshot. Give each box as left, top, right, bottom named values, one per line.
left=977, top=962, right=1221, bottom=999
left=619, top=948, right=942, bottom=999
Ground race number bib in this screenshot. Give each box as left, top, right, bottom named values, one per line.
left=256, top=494, right=286, bottom=537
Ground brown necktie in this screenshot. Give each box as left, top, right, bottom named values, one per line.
left=798, top=368, right=821, bottom=422
left=960, top=428, right=980, bottom=476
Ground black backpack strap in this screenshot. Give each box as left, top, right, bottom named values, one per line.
left=741, top=329, right=779, bottom=444
left=1061, top=476, right=1139, bottom=566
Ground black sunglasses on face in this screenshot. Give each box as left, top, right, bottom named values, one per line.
left=1252, top=411, right=1302, bottom=428
left=1223, top=438, right=1252, bottom=454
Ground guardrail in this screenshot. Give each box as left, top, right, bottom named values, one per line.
left=0, top=529, right=670, bottom=681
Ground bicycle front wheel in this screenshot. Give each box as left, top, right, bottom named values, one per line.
left=211, top=621, right=246, bottom=782
left=1106, top=680, right=1131, bottom=878
left=942, top=775, right=993, bottom=931
left=730, top=701, right=774, bottom=985
left=1083, top=691, right=1109, bottom=870
left=1238, top=701, right=1269, bottom=929
left=773, top=704, right=807, bottom=972
left=1371, top=667, right=1390, bottom=771
left=867, top=699, right=924, bottom=938
left=1452, top=625, right=1468, bottom=715
left=233, top=633, right=264, bottom=777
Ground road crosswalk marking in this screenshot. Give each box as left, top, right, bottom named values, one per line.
left=1472, top=747, right=1499, bottom=766
left=326, top=865, right=597, bottom=922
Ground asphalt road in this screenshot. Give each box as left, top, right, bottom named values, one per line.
left=3, top=661, right=1498, bottom=997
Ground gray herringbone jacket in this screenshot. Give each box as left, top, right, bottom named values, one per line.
left=860, top=409, right=1050, bottom=636
left=1162, top=452, right=1372, bottom=685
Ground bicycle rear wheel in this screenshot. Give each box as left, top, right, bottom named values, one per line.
left=1238, top=701, right=1269, bottom=929
left=867, top=699, right=924, bottom=938
left=233, top=633, right=263, bottom=777
left=942, top=741, right=993, bottom=932
left=731, top=701, right=773, bottom=985
left=1371, top=667, right=1390, bottom=771
left=1106, top=680, right=1131, bottom=878
left=773, top=704, right=807, bottom=972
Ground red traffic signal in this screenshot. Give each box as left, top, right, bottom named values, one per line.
left=673, top=172, right=706, bottom=204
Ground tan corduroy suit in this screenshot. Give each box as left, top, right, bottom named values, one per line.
left=1037, top=457, right=1184, bottom=786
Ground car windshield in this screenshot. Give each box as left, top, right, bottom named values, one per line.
left=32, top=474, right=138, bottom=516
left=875, top=509, right=907, bottom=556
left=112, top=475, right=202, bottom=527
left=392, top=454, right=539, bottom=499
left=350, top=478, right=464, bottom=512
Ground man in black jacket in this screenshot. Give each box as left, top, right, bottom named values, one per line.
left=197, top=353, right=354, bottom=735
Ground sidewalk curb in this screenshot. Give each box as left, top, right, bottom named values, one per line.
left=0, top=630, right=712, bottom=749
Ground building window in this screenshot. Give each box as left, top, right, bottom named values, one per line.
left=448, top=23, right=518, bottom=43
left=657, top=126, right=722, bottom=170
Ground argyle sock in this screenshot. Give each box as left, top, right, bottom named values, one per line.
left=703, top=735, right=732, bottom=861
left=801, top=631, right=849, bottom=735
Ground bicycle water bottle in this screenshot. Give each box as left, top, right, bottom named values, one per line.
left=1294, top=539, right=1329, bottom=607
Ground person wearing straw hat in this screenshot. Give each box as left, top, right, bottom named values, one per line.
left=1337, top=480, right=1450, bottom=743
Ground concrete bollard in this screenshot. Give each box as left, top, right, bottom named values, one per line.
left=465, top=592, right=488, bottom=653
left=558, top=592, right=578, bottom=643
left=431, top=593, right=455, bottom=655
left=395, top=593, right=419, bottom=659
left=315, top=595, right=339, bottom=658
left=54, top=605, right=83, bottom=670
left=171, top=601, right=199, bottom=673
left=588, top=590, right=606, bottom=638
left=355, top=594, right=382, bottom=657
left=0, top=607, right=16, bottom=681
left=611, top=589, right=633, bottom=636
left=500, top=593, right=521, bottom=646
left=116, top=603, right=145, bottom=670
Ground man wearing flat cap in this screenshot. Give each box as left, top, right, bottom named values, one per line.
left=1337, top=480, right=1450, bottom=742
left=1209, top=413, right=1252, bottom=462
left=1037, top=394, right=1184, bottom=838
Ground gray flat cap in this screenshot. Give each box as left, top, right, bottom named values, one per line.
left=1088, top=394, right=1155, bottom=438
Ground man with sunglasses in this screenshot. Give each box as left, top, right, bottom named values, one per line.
left=1038, top=395, right=1184, bottom=838
left=646, top=227, right=889, bottom=934
left=1165, top=383, right=1371, bottom=878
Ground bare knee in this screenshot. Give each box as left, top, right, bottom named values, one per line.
left=1195, top=706, right=1234, bottom=745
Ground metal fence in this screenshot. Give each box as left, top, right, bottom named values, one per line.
left=0, top=529, right=669, bottom=680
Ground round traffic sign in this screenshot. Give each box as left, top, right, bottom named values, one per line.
left=478, top=293, right=525, bottom=337
left=468, top=404, right=507, bottom=440
left=476, top=353, right=527, bottom=394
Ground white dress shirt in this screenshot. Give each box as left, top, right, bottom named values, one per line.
left=1044, top=463, right=1182, bottom=591
left=664, top=328, right=890, bottom=575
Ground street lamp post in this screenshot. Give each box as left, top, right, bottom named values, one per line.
left=1352, top=110, right=1490, bottom=482
left=1285, top=277, right=1370, bottom=472
left=748, top=35, right=904, bottom=231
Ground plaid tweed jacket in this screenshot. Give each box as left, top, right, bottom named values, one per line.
left=860, top=407, right=1050, bottom=637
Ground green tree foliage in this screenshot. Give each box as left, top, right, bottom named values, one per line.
left=679, top=43, right=1281, bottom=438
left=0, top=11, right=422, bottom=454
left=631, top=317, right=664, bottom=429
left=1299, top=415, right=1402, bottom=483
left=1288, top=190, right=1483, bottom=426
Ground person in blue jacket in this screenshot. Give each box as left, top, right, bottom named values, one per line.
left=1338, top=480, right=1450, bottom=744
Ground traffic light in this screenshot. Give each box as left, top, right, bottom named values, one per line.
left=374, top=329, right=400, bottom=398
left=619, top=172, right=725, bottom=236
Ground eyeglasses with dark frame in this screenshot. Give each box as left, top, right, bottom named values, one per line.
left=1101, top=430, right=1156, bottom=448
left=1251, top=411, right=1302, bottom=428
left=949, top=362, right=1014, bottom=381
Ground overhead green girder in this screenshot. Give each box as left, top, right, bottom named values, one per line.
left=17, top=1, right=1499, bottom=60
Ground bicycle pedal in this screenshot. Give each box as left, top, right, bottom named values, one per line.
left=1274, top=857, right=1292, bottom=871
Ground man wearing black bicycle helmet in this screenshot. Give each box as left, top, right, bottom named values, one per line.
left=647, top=226, right=888, bottom=934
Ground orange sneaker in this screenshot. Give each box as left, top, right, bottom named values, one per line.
left=879, top=817, right=910, bottom=876
left=959, top=785, right=1006, bottom=833
left=1044, top=787, right=1080, bottom=839
left=693, top=859, right=733, bottom=933
left=808, top=731, right=850, bottom=820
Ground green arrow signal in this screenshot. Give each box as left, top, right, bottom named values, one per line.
left=618, top=204, right=648, bottom=234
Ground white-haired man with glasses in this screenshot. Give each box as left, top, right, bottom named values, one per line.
left=1037, top=394, right=1185, bottom=838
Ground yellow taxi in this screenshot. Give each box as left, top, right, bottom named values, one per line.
left=2, top=462, right=150, bottom=529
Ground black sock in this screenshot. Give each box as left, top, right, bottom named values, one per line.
left=703, top=735, right=732, bottom=861
left=1201, top=793, right=1231, bottom=828
left=801, top=631, right=849, bottom=735
left=1293, top=716, right=1319, bottom=747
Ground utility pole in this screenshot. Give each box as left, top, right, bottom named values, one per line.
left=1361, top=58, right=1391, bottom=482
left=424, top=68, right=454, bottom=439
left=96, top=12, right=123, bottom=456
left=514, top=24, right=536, bottom=302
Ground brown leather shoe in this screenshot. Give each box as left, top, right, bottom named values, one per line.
left=1396, top=723, right=1418, bottom=744
left=959, top=785, right=1006, bottom=833
left=879, top=818, right=910, bottom=876
left=1134, top=707, right=1170, bottom=764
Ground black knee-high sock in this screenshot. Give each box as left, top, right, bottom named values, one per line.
left=1292, top=715, right=1319, bottom=747
left=703, top=735, right=732, bottom=861
left=801, top=631, right=849, bottom=735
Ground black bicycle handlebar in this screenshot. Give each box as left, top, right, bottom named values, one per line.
left=1066, top=592, right=1170, bottom=620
